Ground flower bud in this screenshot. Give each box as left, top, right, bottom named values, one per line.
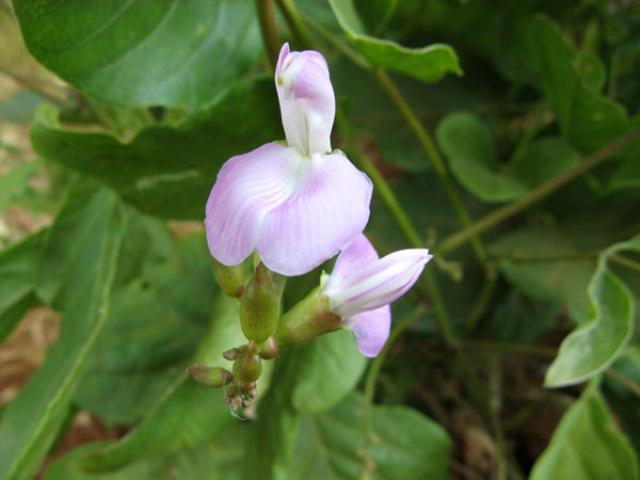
left=258, top=337, right=279, bottom=360
left=275, top=43, right=335, bottom=156
left=275, top=287, right=342, bottom=346
left=186, top=364, right=232, bottom=388
left=212, top=258, right=248, bottom=298
left=240, top=263, right=285, bottom=342
left=233, top=350, right=263, bottom=384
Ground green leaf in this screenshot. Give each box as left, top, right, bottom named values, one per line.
left=29, top=78, right=281, bottom=219
left=46, top=431, right=246, bottom=480
left=75, top=231, right=216, bottom=424
left=291, top=393, right=452, bottom=480
left=328, top=0, right=461, bottom=82
left=12, top=0, right=262, bottom=109
left=516, top=16, right=637, bottom=156
left=0, top=230, right=45, bottom=341
left=292, top=329, right=367, bottom=414
left=491, top=227, right=596, bottom=315
left=0, top=185, right=125, bottom=480
left=82, top=295, right=245, bottom=472
left=437, top=112, right=582, bottom=203
left=545, top=235, right=639, bottom=387
left=436, top=112, right=526, bottom=202
left=530, top=387, right=638, bottom=480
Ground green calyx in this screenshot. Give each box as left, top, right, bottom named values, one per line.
left=275, top=287, right=342, bottom=346
left=239, top=262, right=285, bottom=342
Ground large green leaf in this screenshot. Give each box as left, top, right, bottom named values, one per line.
left=46, top=431, right=246, bottom=480
left=530, top=387, right=638, bottom=480
left=0, top=185, right=125, bottom=480
left=30, top=77, right=281, bottom=219
left=436, top=112, right=580, bottom=203
left=328, top=0, right=461, bottom=82
left=74, top=231, right=216, bottom=425
left=291, top=393, right=451, bottom=480
left=291, top=329, right=367, bottom=414
left=545, top=235, right=639, bottom=387
left=0, top=230, right=46, bottom=341
left=436, top=111, right=526, bottom=202
left=12, top=0, right=262, bottom=109
left=82, top=295, right=245, bottom=472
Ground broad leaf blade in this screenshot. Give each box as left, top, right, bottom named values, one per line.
left=0, top=185, right=125, bottom=480
left=82, top=295, right=245, bottom=472
left=328, top=0, right=461, bottom=83
left=29, top=78, right=281, bottom=219
left=12, top=0, right=262, bottom=109
left=530, top=388, right=638, bottom=480
left=545, top=236, right=639, bottom=387
left=0, top=230, right=46, bottom=341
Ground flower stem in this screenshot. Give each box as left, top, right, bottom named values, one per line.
left=255, top=0, right=280, bottom=69
left=438, top=128, right=640, bottom=255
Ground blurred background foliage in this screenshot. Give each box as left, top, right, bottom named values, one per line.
left=0, top=0, right=639, bottom=479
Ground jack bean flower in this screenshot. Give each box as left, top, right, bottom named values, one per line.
left=323, top=234, right=432, bottom=356
left=205, top=44, right=372, bottom=276
left=276, top=235, right=432, bottom=357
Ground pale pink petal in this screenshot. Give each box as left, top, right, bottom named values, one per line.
left=204, top=142, right=306, bottom=266
left=331, top=234, right=379, bottom=281
left=346, top=305, right=391, bottom=357
left=257, top=151, right=372, bottom=276
left=325, top=248, right=432, bottom=318
left=275, top=44, right=335, bottom=155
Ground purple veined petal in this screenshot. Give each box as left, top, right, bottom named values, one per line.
left=204, top=142, right=306, bottom=267
left=324, top=248, right=432, bottom=318
left=257, top=151, right=373, bottom=276
left=275, top=43, right=335, bottom=156
left=330, top=233, right=380, bottom=282
left=345, top=305, right=391, bottom=357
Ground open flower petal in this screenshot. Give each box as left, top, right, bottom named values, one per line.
left=324, top=243, right=432, bottom=318
left=346, top=305, right=391, bottom=357
left=258, top=151, right=372, bottom=276
left=275, top=43, right=335, bottom=155
left=204, top=142, right=305, bottom=266
left=331, top=233, right=379, bottom=280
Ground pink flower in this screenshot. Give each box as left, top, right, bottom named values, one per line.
left=322, top=235, right=432, bottom=356
left=205, top=44, right=372, bottom=276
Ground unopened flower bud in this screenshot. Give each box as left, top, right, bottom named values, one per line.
left=186, top=364, right=232, bottom=388
left=240, top=263, right=285, bottom=342
left=233, top=351, right=263, bottom=384
left=212, top=258, right=248, bottom=298
left=259, top=337, right=279, bottom=360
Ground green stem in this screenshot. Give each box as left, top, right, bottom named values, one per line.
left=464, top=263, right=497, bottom=334
left=466, top=340, right=557, bottom=358
left=610, top=253, right=640, bottom=274
left=606, top=368, right=640, bottom=400
left=374, top=70, right=489, bottom=266
left=275, top=0, right=311, bottom=49
left=255, top=0, right=280, bottom=69
left=364, top=306, right=424, bottom=418
left=438, top=128, right=640, bottom=255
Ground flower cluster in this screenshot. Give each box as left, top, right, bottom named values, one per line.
left=204, top=44, right=432, bottom=360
